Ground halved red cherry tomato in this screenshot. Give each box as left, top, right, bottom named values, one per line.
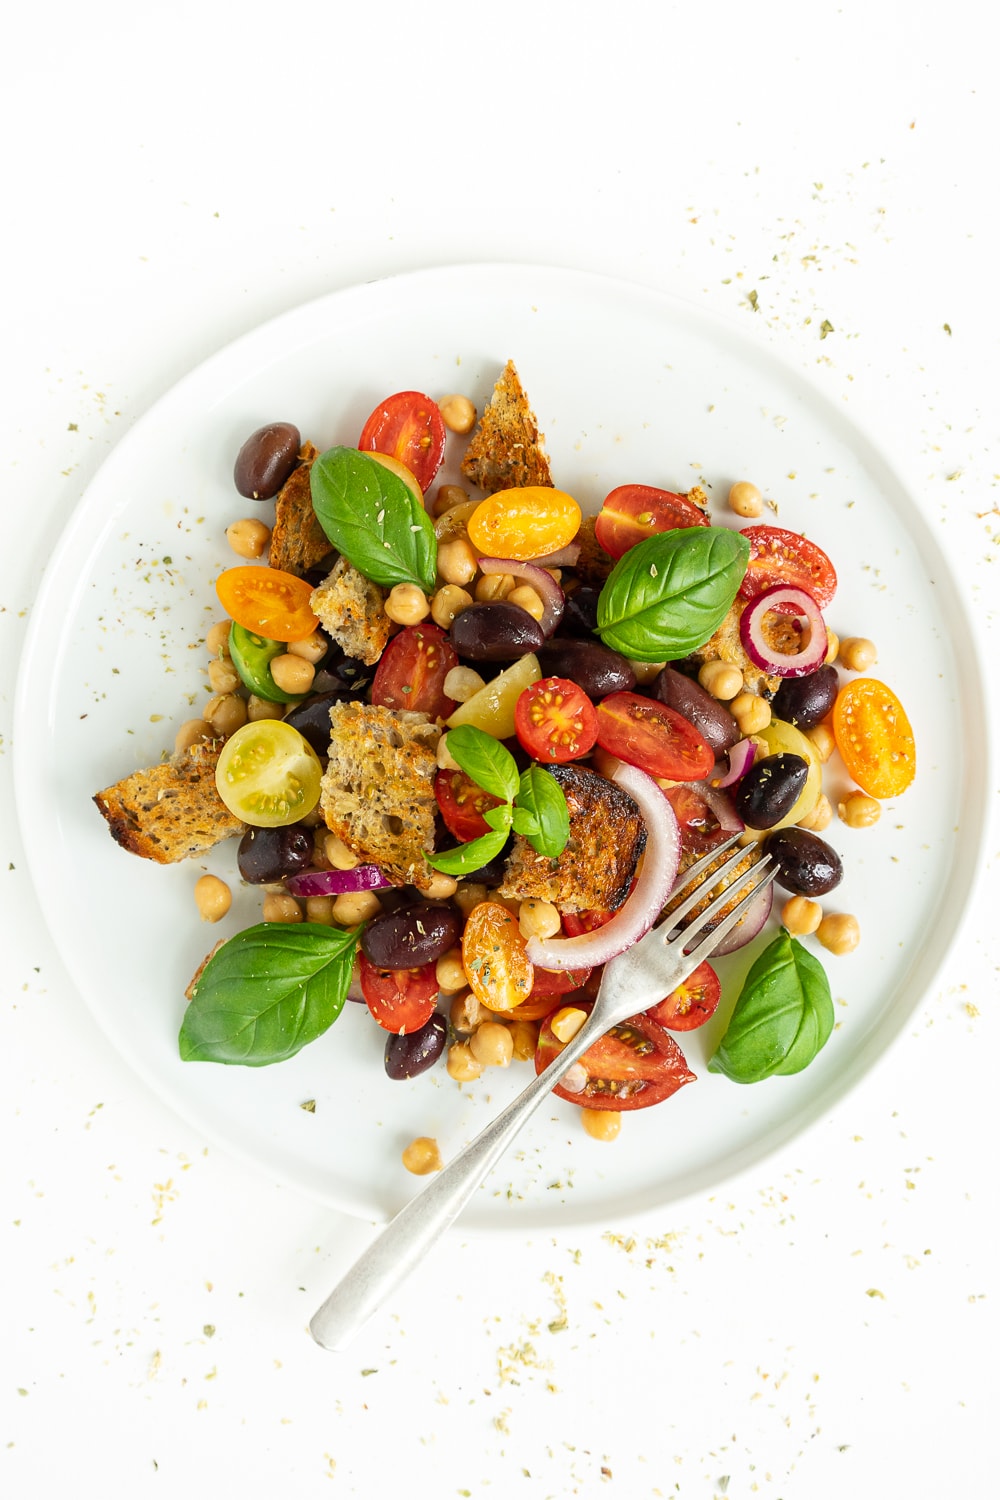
left=594, top=484, right=709, bottom=560
left=663, top=785, right=731, bottom=861
left=738, top=525, right=837, bottom=609
left=560, top=907, right=615, bottom=937
left=434, top=768, right=506, bottom=842
left=595, top=692, right=715, bottom=780
left=535, top=1005, right=696, bottom=1110
left=833, top=677, right=915, bottom=798
left=528, top=963, right=593, bottom=998
left=514, top=677, right=599, bottom=763
left=371, top=623, right=458, bottom=717
left=462, top=900, right=534, bottom=1012
left=358, top=390, right=446, bottom=493
left=645, top=960, right=721, bottom=1031
left=216, top=565, right=320, bottom=643
left=358, top=953, right=439, bottom=1034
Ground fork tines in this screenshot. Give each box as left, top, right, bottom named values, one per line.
left=669, top=849, right=779, bottom=966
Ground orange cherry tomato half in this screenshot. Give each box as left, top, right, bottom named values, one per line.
left=645, top=960, right=721, bottom=1031
left=358, top=391, right=446, bottom=493
left=514, top=677, right=599, bottom=763
left=535, top=1004, right=696, bottom=1110
left=216, top=565, right=319, bottom=643
left=466, top=487, right=582, bottom=562
left=595, top=692, right=715, bottom=781
left=737, top=525, right=837, bottom=610
left=594, top=484, right=709, bottom=560
left=358, top=953, right=439, bottom=1034
left=832, top=677, right=916, bottom=798
left=461, top=900, right=534, bottom=1012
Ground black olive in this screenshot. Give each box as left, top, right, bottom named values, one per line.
left=361, top=904, right=462, bottom=970
left=772, top=665, right=840, bottom=730
left=449, top=603, right=546, bottom=661
left=237, top=824, right=314, bottom=884
left=384, top=1015, right=447, bottom=1080
left=538, top=639, right=635, bottom=699
left=764, top=827, right=844, bottom=896
left=734, top=753, right=810, bottom=829
left=654, top=666, right=741, bottom=754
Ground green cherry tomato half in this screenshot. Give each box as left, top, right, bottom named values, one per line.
left=228, top=622, right=306, bottom=705
left=215, top=721, right=323, bottom=827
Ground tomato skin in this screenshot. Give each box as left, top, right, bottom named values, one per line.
left=434, top=769, right=506, bottom=842
left=560, top=908, right=615, bottom=937
left=645, top=960, right=721, bottom=1031
left=215, top=720, right=323, bottom=826
left=514, top=677, right=599, bottom=763
left=371, top=623, right=458, bottom=718
left=738, top=525, right=837, bottom=610
left=461, top=900, right=534, bottom=1012
left=466, top=486, right=582, bottom=562
left=535, top=1005, right=696, bottom=1110
left=832, top=677, right=916, bottom=797
left=216, top=565, right=320, bottom=642
left=358, top=953, right=439, bottom=1034
left=594, top=484, right=709, bottom=560
left=529, top=963, right=593, bottom=998
left=358, top=391, right=446, bottom=492
left=663, top=784, right=731, bottom=860
left=595, top=692, right=715, bottom=780
left=228, top=622, right=306, bottom=704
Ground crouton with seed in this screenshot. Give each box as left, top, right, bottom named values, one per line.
left=94, top=740, right=244, bottom=863
left=266, top=443, right=334, bottom=578
left=310, top=556, right=391, bottom=667
left=460, top=360, right=554, bottom=495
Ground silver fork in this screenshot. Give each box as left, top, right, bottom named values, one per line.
left=310, top=834, right=778, bottom=1351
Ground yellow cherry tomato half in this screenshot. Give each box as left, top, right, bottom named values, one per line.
left=215, top=720, right=323, bottom=827
left=832, top=678, right=916, bottom=798
left=216, top=565, right=320, bottom=643
left=467, top=487, right=581, bottom=562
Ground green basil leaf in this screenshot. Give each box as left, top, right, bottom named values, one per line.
left=596, top=527, right=750, bottom=661
left=708, top=931, right=834, bottom=1083
left=179, top=922, right=361, bottom=1067
left=426, top=826, right=510, bottom=876
left=515, top=766, right=571, bottom=859
left=482, top=804, right=514, bottom=834
left=309, top=445, right=437, bottom=592
left=444, top=724, right=520, bottom=803
left=511, top=804, right=541, bottom=839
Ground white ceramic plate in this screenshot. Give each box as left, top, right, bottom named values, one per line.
left=14, top=264, right=988, bottom=1228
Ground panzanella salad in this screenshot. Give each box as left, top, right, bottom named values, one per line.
left=94, top=362, right=916, bottom=1149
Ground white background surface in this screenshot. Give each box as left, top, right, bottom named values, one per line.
left=2, top=3, right=997, bottom=1497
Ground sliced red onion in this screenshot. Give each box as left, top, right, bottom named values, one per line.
left=692, top=782, right=744, bottom=836
left=284, top=864, right=390, bottom=898
left=739, top=585, right=828, bottom=678
left=533, top=542, right=581, bottom=568
left=706, top=877, right=773, bottom=955
left=711, top=738, right=757, bottom=789
left=477, top=555, right=565, bottom=637
left=524, top=762, right=681, bottom=970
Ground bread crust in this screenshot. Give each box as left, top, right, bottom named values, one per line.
left=266, top=444, right=334, bottom=578
left=310, top=556, right=391, bottom=666
left=93, top=740, right=245, bottom=864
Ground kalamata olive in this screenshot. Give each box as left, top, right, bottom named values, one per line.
left=538, top=639, right=635, bottom=699
left=283, top=691, right=350, bottom=755
left=772, top=664, right=840, bottom=730
left=764, top=827, right=844, bottom=896
left=311, top=651, right=376, bottom=699
left=560, top=584, right=602, bottom=636
left=449, top=602, right=546, bottom=662
left=233, top=422, right=302, bottom=500
left=456, top=831, right=514, bottom=887
left=733, top=753, right=809, bottom=829
left=237, top=824, right=314, bottom=884
left=654, top=666, right=741, bottom=754
left=384, top=1014, right=447, bottom=1080
left=361, top=903, right=462, bottom=969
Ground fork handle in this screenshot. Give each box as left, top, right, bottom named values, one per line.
left=309, top=1010, right=607, bottom=1352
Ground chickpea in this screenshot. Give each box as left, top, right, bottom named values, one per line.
left=550, top=1006, right=588, bottom=1044
left=509, top=1017, right=540, bottom=1061
left=262, top=892, right=303, bottom=923
left=175, top=718, right=213, bottom=753
left=423, top=872, right=459, bottom=901
left=817, top=912, right=860, bottom=955
left=436, top=733, right=463, bottom=772
left=206, top=619, right=232, bottom=657
left=305, top=895, right=335, bottom=926
left=518, top=900, right=561, bottom=942
left=332, top=890, right=383, bottom=927
left=286, top=630, right=329, bottom=664
left=207, top=656, right=241, bottom=695
left=581, top=1108, right=621, bottom=1142
left=437, top=537, right=478, bottom=586
left=805, top=722, right=836, bottom=763
left=798, top=792, right=833, bottom=832
left=439, top=394, right=477, bottom=434
left=401, top=1136, right=442, bottom=1175
left=269, top=653, right=315, bottom=695
left=475, top=572, right=516, bottom=602
left=839, top=636, right=878, bottom=672
left=194, top=874, right=231, bottom=922
left=433, top=483, right=470, bottom=518
left=824, top=629, right=840, bottom=665
left=698, top=659, right=744, bottom=701
left=470, top=1021, right=514, bottom=1068
left=434, top=948, right=467, bottom=993
left=627, top=658, right=667, bottom=686
left=781, top=895, right=822, bottom=936
left=443, top=665, right=485, bottom=704
left=246, top=694, right=285, bottom=722
left=453, top=882, right=488, bottom=919
left=203, top=693, right=248, bottom=737
left=431, top=584, right=473, bottom=630
left=730, top=691, right=771, bottom=735
left=839, top=791, right=881, bottom=828
left=728, top=480, right=764, bottom=519
left=446, top=1040, right=484, bottom=1082
left=507, top=585, right=545, bottom=622
left=449, top=990, right=483, bottom=1034
left=226, top=517, right=271, bottom=559
left=385, top=582, right=430, bottom=626
left=323, top=834, right=359, bottom=870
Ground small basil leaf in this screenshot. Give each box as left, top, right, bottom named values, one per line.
left=596, top=527, right=750, bottom=661
left=444, top=724, right=520, bottom=803
left=515, top=765, right=571, bottom=859
left=426, top=827, right=510, bottom=875
left=179, top=922, right=360, bottom=1067
left=707, top=931, right=834, bottom=1083
left=482, top=804, right=514, bottom=834
left=511, top=805, right=541, bottom=839
left=310, top=446, right=437, bottom=593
